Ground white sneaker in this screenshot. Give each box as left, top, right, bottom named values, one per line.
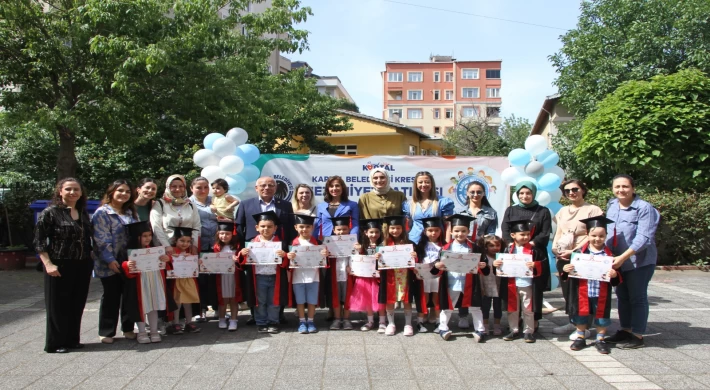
left=552, top=323, right=575, bottom=334
left=385, top=324, right=396, bottom=336
left=569, top=329, right=591, bottom=341
left=218, top=319, right=227, bottom=329
left=377, top=323, right=387, bottom=334
left=228, top=320, right=238, bottom=332
left=458, top=318, right=470, bottom=329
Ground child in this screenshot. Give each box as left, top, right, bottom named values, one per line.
left=212, top=221, right=243, bottom=332
left=494, top=219, right=545, bottom=343
left=286, top=214, right=324, bottom=334
left=238, top=211, right=289, bottom=334
left=352, top=218, right=385, bottom=332
left=414, top=216, right=446, bottom=333
left=432, top=214, right=489, bottom=341
left=124, top=221, right=171, bottom=344
left=563, top=215, right=621, bottom=354
left=166, top=227, right=201, bottom=334
left=478, top=234, right=504, bottom=336
left=325, top=216, right=354, bottom=330
left=377, top=215, right=419, bottom=336
left=210, top=178, right=240, bottom=221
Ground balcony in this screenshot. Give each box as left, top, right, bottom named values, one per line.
left=388, top=91, right=403, bottom=101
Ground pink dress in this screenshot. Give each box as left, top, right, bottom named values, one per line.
left=348, top=245, right=380, bottom=313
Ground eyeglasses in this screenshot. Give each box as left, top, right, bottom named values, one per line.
left=468, top=191, right=484, bottom=195
left=564, top=188, right=581, bottom=194
left=257, top=184, right=275, bottom=189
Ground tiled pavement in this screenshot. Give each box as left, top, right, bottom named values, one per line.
left=1, top=267, right=709, bottom=389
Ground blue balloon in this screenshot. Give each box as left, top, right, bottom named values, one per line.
left=538, top=172, right=562, bottom=191
left=236, top=144, right=261, bottom=165
left=508, top=148, right=531, bottom=167
left=239, top=164, right=261, bottom=182
left=539, top=151, right=560, bottom=169
left=226, top=175, right=247, bottom=195
left=203, top=133, right=224, bottom=150
left=546, top=201, right=563, bottom=215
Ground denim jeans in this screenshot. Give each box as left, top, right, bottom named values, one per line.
left=255, top=275, right=280, bottom=326
left=615, top=264, right=655, bottom=335
left=570, top=297, right=612, bottom=328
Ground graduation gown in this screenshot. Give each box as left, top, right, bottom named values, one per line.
left=164, top=248, right=199, bottom=321
left=431, top=240, right=489, bottom=311
left=561, top=244, right=622, bottom=320
left=377, top=241, right=425, bottom=311
left=498, top=243, right=546, bottom=315
left=238, top=235, right=290, bottom=308
left=212, top=243, right=244, bottom=304
left=121, top=246, right=171, bottom=322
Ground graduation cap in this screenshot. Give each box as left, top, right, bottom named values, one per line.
left=330, top=216, right=351, bottom=227
left=419, top=216, right=443, bottom=229
left=579, top=215, right=614, bottom=232
left=383, top=215, right=406, bottom=227
left=252, top=210, right=280, bottom=225
left=505, top=219, right=533, bottom=233
left=170, top=226, right=195, bottom=239
left=360, top=218, right=383, bottom=231
left=126, top=220, right=152, bottom=237
left=446, top=214, right=476, bottom=228
left=293, top=214, right=316, bottom=225
left=217, top=221, right=235, bottom=232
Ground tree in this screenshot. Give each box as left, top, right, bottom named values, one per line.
left=575, top=69, right=710, bottom=190
left=499, top=114, right=531, bottom=151
left=444, top=114, right=532, bottom=156
left=550, top=0, right=710, bottom=117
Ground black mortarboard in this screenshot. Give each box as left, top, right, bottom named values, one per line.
left=126, top=221, right=152, bottom=237
left=252, top=210, right=280, bottom=225
left=446, top=214, right=475, bottom=228
left=217, top=221, right=235, bottom=232
left=419, top=216, right=443, bottom=229
left=171, top=226, right=195, bottom=238
left=506, top=219, right=533, bottom=233
left=330, top=216, right=351, bottom=227
left=383, top=215, right=406, bottom=227
left=360, top=218, right=383, bottom=231
left=579, top=215, right=614, bottom=232
left=293, top=214, right=316, bottom=225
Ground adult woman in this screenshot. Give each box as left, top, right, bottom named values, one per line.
left=603, top=175, right=659, bottom=350
left=292, top=184, right=317, bottom=216
left=92, top=179, right=138, bottom=344
left=189, top=177, right=219, bottom=322
left=134, top=178, right=158, bottom=222
left=550, top=179, right=603, bottom=336
left=150, top=175, right=201, bottom=252
left=403, top=171, right=454, bottom=244
left=358, top=168, right=406, bottom=220
left=456, top=181, right=498, bottom=239
left=315, top=176, right=360, bottom=238
left=34, top=178, right=94, bottom=353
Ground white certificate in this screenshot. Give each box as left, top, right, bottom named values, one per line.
left=323, top=234, right=358, bottom=257
left=289, top=245, right=327, bottom=268
left=570, top=253, right=614, bottom=282
left=414, top=263, right=436, bottom=281
left=377, top=244, right=415, bottom=269
left=199, top=252, right=236, bottom=274
left=496, top=253, right=533, bottom=278
left=245, top=241, right=283, bottom=265
left=167, top=255, right=199, bottom=279
left=128, top=247, right=165, bottom=273
left=440, top=251, right=482, bottom=274
left=350, top=255, right=379, bottom=278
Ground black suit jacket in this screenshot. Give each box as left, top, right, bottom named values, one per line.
left=235, top=197, right=295, bottom=251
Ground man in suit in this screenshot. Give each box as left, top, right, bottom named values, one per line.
left=235, top=176, right=295, bottom=325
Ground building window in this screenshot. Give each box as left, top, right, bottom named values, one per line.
left=408, top=72, right=423, bottom=82
left=487, top=107, right=501, bottom=118
left=241, top=26, right=248, bottom=36
left=433, top=90, right=440, bottom=100
left=434, top=126, right=441, bottom=134
left=409, top=145, right=417, bottom=156
left=420, top=149, right=428, bottom=156
left=388, top=108, right=403, bottom=120
left=407, top=90, right=423, bottom=100
left=433, top=108, right=440, bottom=119
left=444, top=90, right=453, bottom=100
left=388, top=72, right=403, bottom=82
left=486, top=69, right=501, bottom=79
left=445, top=108, right=453, bottom=119
left=433, top=71, right=440, bottom=82
left=430, top=150, right=440, bottom=156
left=407, top=109, right=423, bottom=119
left=462, top=107, right=479, bottom=118
left=462, top=88, right=479, bottom=98
left=462, top=68, right=479, bottom=79
left=486, top=88, right=501, bottom=98
left=444, top=72, right=453, bottom=82
left=336, top=145, right=357, bottom=155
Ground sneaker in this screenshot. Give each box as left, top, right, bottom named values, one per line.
left=385, top=324, right=396, bottom=336
left=218, top=319, right=228, bottom=329
left=434, top=323, right=440, bottom=332
left=416, top=322, right=429, bottom=333
left=552, top=323, right=576, bottom=335
left=403, top=325, right=414, bottom=337
left=342, top=320, right=353, bottom=330
left=427, top=311, right=438, bottom=324
left=123, top=331, right=137, bottom=340
left=569, top=329, right=591, bottom=341
left=472, top=331, right=484, bottom=343
left=458, top=318, right=470, bottom=329
left=166, top=324, right=183, bottom=335
left=493, top=324, right=503, bottom=336
left=619, top=336, right=644, bottom=349
left=595, top=340, right=611, bottom=354
left=246, top=317, right=256, bottom=325
left=228, top=320, right=238, bottom=332
left=307, top=321, right=318, bottom=334
left=99, top=336, right=114, bottom=344
left=377, top=323, right=387, bottom=334
left=157, top=321, right=167, bottom=336
left=330, top=320, right=342, bottom=330
left=257, top=326, right=269, bottom=333
left=194, top=315, right=208, bottom=323
left=570, top=338, right=587, bottom=351
left=360, top=322, right=374, bottom=331
left=184, top=323, right=201, bottom=333
left=137, top=332, right=151, bottom=344
left=267, top=325, right=279, bottom=334
left=524, top=333, right=536, bottom=343
left=438, top=329, right=452, bottom=340
left=503, top=331, right=519, bottom=341
left=605, top=330, right=633, bottom=344
left=298, top=321, right=308, bottom=334
left=149, top=333, right=162, bottom=343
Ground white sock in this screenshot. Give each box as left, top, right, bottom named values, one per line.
left=137, top=322, right=146, bottom=333
left=386, top=310, right=395, bottom=325
left=367, top=315, right=374, bottom=324
left=418, top=317, right=425, bottom=324
left=379, top=316, right=386, bottom=325
left=299, top=317, right=306, bottom=322
left=404, top=310, right=412, bottom=326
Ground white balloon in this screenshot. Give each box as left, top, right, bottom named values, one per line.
left=536, top=190, right=552, bottom=206
left=501, top=167, right=522, bottom=185
left=545, top=165, right=566, bottom=180
left=212, top=137, right=237, bottom=158
left=226, top=127, right=249, bottom=146
left=218, top=155, right=245, bottom=175
left=512, top=192, right=520, bottom=205
left=549, top=188, right=563, bottom=202
left=193, top=149, right=220, bottom=168
left=201, top=166, right=226, bottom=182
left=525, top=135, right=548, bottom=157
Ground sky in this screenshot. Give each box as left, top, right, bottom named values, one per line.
left=289, top=0, right=581, bottom=124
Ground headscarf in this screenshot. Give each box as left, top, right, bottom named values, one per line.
left=369, top=167, right=391, bottom=195
left=163, top=174, right=190, bottom=206
left=515, top=181, right=539, bottom=209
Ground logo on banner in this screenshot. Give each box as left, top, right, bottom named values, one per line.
left=273, top=174, right=294, bottom=201
left=362, top=161, right=396, bottom=172
left=451, top=167, right=497, bottom=206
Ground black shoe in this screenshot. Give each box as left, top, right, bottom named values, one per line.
left=595, top=340, right=611, bottom=354
left=267, top=325, right=280, bottom=334
left=48, top=347, right=69, bottom=354
left=503, top=331, right=519, bottom=341
left=570, top=338, right=587, bottom=351
left=246, top=317, right=256, bottom=325
left=619, top=336, right=644, bottom=349
left=67, top=343, right=84, bottom=349
left=257, top=326, right=269, bottom=333
left=524, top=333, right=536, bottom=343
left=604, top=330, right=632, bottom=344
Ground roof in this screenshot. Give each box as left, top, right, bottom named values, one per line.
left=385, top=60, right=502, bottom=64
left=530, top=93, right=561, bottom=136
left=335, top=109, right=432, bottom=139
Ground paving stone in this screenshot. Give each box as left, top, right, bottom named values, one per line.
left=322, top=379, right=371, bottom=389
left=368, top=364, right=414, bottom=379
left=508, top=376, right=566, bottom=389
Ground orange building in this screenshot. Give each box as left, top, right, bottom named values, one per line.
left=382, top=55, right=502, bottom=139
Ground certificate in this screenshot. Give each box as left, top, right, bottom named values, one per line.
left=350, top=255, right=379, bottom=278
left=414, top=263, right=436, bottom=281
left=199, top=252, right=236, bottom=274
left=323, top=234, right=358, bottom=257
left=167, top=255, right=199, bottom=278
left=570, top=253, right=614, bottom=282
left=440, top=251, right=482, bottom=274
left=245, top=241, right=283, bottom=265
left=377, top=244, right=415, bottom=269
left=128, top=247, right=165, bottom=273
left=496, top=253, right=533, bottom=278
left=289, top=245, right=327, bottom=268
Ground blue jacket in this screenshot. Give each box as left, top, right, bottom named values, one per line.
left=313, top=200, right=360, bottom=238
left=91, top=204, right=137, bottom=278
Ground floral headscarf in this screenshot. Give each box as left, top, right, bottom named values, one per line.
left=369, top=168, right=391, bottom=195
left=163, top=174, right=190, bottom=206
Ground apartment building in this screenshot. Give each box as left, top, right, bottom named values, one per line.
left=382, top=56, right=502, bottom=139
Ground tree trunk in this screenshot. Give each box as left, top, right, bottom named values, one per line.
left=56, top=126, right=78, bottom=180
